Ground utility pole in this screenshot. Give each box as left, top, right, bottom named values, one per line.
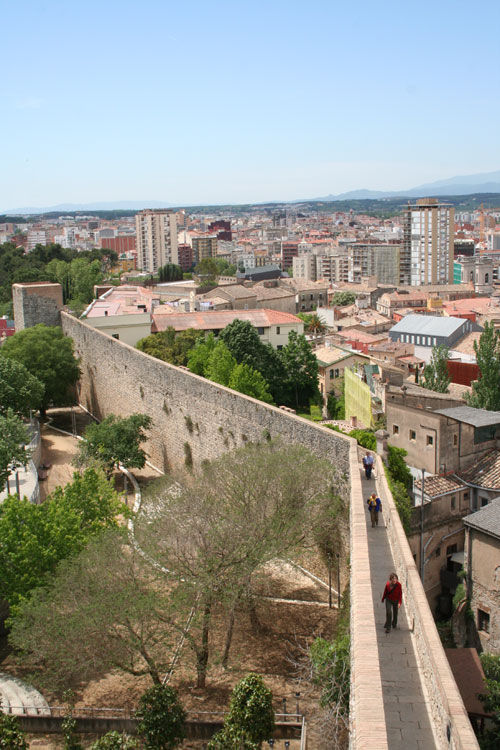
left=420, top=468, right=425, bottom=583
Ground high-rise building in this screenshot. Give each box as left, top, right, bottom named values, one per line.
left=191, top=235, right=217, bottom=265
left=402, top=199, right=454, bottom=286
left=135, top=209, right=178, bottom=273
left=347, top=243, right=400, bottom=285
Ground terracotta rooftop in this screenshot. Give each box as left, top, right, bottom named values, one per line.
left=314, top=345, right=365, bottom=367
left=414, top=475, right=464, bottom=498
left=152, top=308, right=303, bottom=333
left=457, top=450, right=500, bottom=490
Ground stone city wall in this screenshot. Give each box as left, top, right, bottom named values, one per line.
left=376, top=455, right=479, bottom=750
left=61, top=312, right=353, bottom=477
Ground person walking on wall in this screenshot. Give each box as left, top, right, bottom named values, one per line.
left=367, top=492, right=382, bottom=527
left=362, top=452, right=374, bottom=479
left=382, top=573, right=402, bottom=633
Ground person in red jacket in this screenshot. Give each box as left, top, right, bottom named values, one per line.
left=382, top=573, right=402, bottom=633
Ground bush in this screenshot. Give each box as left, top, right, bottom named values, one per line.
left=136, top=685, right=186, bottom=750
left=348, top=429, right=376, bottom=450
left=91, top=733, right=138, bottom=750
left=208, top=674, right=274, bottom=749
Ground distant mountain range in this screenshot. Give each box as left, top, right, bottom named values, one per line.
left=3, top=170, right=500, bottom=214
left=1, top=200, right=173, bottom=214
left=308, top=169, right=500, bottom=201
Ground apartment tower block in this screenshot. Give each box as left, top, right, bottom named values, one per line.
left=402, top=198, right=454, bottom=286
left=135, top=209, right=178, bottom=273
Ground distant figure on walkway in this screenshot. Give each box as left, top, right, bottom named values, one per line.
left=362, top=452, right=374, bottom=479
left=367, top=492, right=382, bottom=527
left=382, top=572, right=402, bottom=633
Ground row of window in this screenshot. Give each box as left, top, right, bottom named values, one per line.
left=392, top=425, right=459, bottom=447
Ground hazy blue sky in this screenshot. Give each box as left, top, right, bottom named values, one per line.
left=2, top=0, right=499, bottom=209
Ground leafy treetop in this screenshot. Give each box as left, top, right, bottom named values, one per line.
left=465, top=321, right=500, bottom=411
left=76, top=413, right=153, bottom=476
left=0, top=324, right=81, bottom=416
left=421, top=345, right=450, bottom=394
left=0, top=358, right=44, bottom=417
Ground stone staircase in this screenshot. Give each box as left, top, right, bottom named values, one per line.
left=0, top=673, right=50, bottom=716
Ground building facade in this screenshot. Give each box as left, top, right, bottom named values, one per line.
left=402, top=198, right=454, bottom=286
left=135, top=209, right=178, bottom=273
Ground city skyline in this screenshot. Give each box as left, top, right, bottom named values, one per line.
left=2, top=0, right=499, bottom=209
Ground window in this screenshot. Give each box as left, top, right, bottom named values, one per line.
left=329, top=369, right=334, bottom=379
left=426, top=435, right=434, bottom=446
left=409, top=429, right=416, bottom=441
left=393, top=424, right=399, bottom=435
left=451, top=496, right=456, bottom=510
left=435, top=547, right=441, bottom=557
left=453, top=434, right=458, bottom=446
left=257, top=327, right=264, bottom=335
left=112, top=334, right=119, bottom=339
left=481, top=497, right=489, bottom=507
left=276, top=326, right=280, bottom=335
left=310, top=294, right=313, bottom=300
left=478, top=609, right=490, bottom=634
left=334, top=368, right=340, bottom=378
left=277, top=345, right=283, bottom=350
left=463, top=492, right=469, bottom=502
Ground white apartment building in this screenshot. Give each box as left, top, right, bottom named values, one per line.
left=402, top=198, right=454, bottom=286
left=136, top=209, right=178, bottom=273
left=316, top=253, right=349, bottom=283
left=27, top=230, right=47, bottom=251
left=293, top=253, right=317, bottom=281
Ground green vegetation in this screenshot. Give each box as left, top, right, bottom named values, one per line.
left=327, top=378, right=345, bottom=419
left=465, top=321, right=500, bottom=411
left=137, top=327, right=204, bottom=366
left=331, top=291, right=355, bottom=307
left=384, top=446, right=412, bottom=533
left=0, top=409, right=31, bottom=489
left=297, top=312, right=326, bottom=334
left=0, top=468, right=126, bottom=609
left=421, top=345, right=450, bottom=393
left=208, top=674, right=275, bottom=750
left=90, top=732, right=138, bottom=750
left=158, top=263, right=183, bottom=282
left=0, top=710, right=28, bottom=749
left=479, top=653, right=500, bottom=749
left=0, top=358, right=44, bottom=417
left=136, top=685, right=186, bottom=750
left=0, top=324, right=81, bottom=417
left=0, top=241, right=114, bottom=308
left=76, top=413, right=152, bottom=476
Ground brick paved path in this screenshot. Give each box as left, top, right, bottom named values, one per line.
left=360, top=467, right=438, bottom=749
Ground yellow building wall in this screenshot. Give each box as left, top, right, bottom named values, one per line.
left=345, top=366, right=372, bottom=428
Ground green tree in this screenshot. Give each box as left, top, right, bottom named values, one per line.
left=209, top=674, right=274, bottom=749
left=421, top=345, right=450, bottom=393
left=0, top=409, right=31, bottom=489
left=0, top=357, right=44, bottom=417
left=90, top=732, right=138, bottom=750
left=195, top=257, right=218, bottom=279
left=279, top=330, right=319, bottom=408
left=0, top=468, right=126, bottom=608
left=76, top=413, right=152, bottom=476
left=479, top=653, right=500, bottom=749
left=205, top=341, right=237, bottom=386
left=297, top=312, right=326, bottom=334
left=186, top=333, right=217, bottom=375
left=332, top=292, right=355, bottom=307
left=136, top=685, right=186, bottom=750
left=10, top=529, right=181, bottom=687
left=465, top=321, right=500, bottom=411
left=0, top=709, right=28, bottom=750
left=228, top=363, right=274, bottom=403
left=158, top=263, right=182, bottom=282
left=0, top=324, right=80, bottom=417
left=137, top=328, right=203, bottom=367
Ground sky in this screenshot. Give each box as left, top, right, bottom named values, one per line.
left=2, top=0, right=500, bottom=209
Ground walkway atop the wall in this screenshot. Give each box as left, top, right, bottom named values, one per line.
left=360, top=464, right=438, bottom=749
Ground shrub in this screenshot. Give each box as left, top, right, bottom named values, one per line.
left=136, top=685, right=186, bottom=750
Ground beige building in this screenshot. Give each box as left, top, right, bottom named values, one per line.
left=402, top=198, right=454, bottom=286
left=192, top=235, right=218, bottom=264
left=83, top=285, right=160, bottom=346
left=464, top=500, right=500, bottom=654
left=347, top=243, right=400, bottom=285
left=293, top=254, right=317, bottom=281
left=314, top=345, right=369, bottom=406
left=152, top=308, right=303, bottom=349
left=136, top=209, right=178, bottom=273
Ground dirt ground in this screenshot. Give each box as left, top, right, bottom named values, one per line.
left=4, top=415, right=342, bottom=748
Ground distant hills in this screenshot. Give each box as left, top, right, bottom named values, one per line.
left=1, top=200, right=173, bottom=215
left=310, top=169, right=500, bottom=201
left=3, top=169, right=500, bottom=215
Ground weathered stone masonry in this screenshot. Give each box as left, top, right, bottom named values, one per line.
left=61, top=312, right=352, bottom=477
